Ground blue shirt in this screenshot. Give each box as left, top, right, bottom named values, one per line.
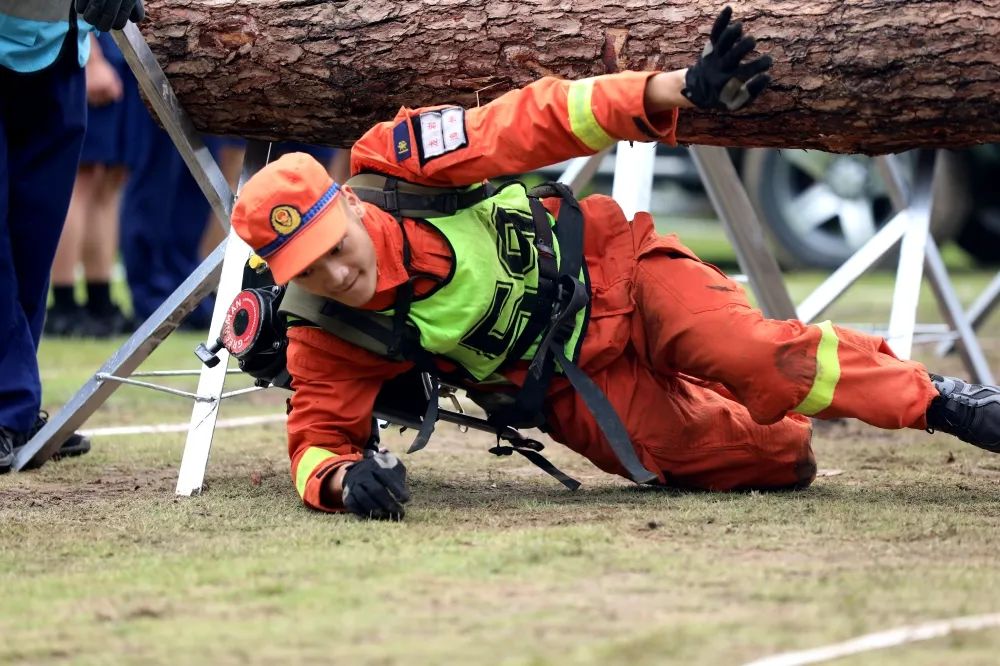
left=0, top=8, right=92, bottom=73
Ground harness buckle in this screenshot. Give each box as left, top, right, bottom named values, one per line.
left=536, top=241, right=555, bottom=259
left=382, top=190, right=398, bottom=212
left=440, top=192, right=460, bottom=214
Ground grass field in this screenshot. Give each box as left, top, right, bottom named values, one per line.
left=3, top=254, right=1000, bottom=665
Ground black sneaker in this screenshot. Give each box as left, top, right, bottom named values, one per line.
left=78, top=306, right=134, bottom=339
left=12, top=412, right=92, bottom=470
left=44, top=304, right=96, bottom=337
left=926, top=374, right=1000, bottom=453
left=0, top=426, right=14, bottom=474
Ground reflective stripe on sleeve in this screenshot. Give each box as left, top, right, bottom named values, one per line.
left=295, top=447, right=340, bottom=499
left=567, top=78, right=616, bottom=151
left=794, top=320, right=842, bottom=416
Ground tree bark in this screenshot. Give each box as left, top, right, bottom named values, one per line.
left=141, top=0, right=1000, bottom=154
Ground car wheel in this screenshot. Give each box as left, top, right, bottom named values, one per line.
left=741, top=149, right=969, bottom=269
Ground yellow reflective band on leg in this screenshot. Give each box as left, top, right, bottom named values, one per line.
left=295, top=447, right=340, bottom=499
left=567, top=78, right=615, bottom=152
left=794, top=320, right=842, bottom=416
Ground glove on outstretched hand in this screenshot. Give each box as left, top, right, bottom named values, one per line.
left=76, top=0, right=145, bottom=32
left=682, top=6, right=773, bottom=111
left=343, top=451, right=410, bottom=520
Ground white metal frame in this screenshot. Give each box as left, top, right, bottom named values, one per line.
left=793, top=149, right=994, bottom=383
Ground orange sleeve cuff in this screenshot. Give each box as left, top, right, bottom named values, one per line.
left=591, top=70, right=679, bottom=145
left=299, top=454, right=362, bottom=512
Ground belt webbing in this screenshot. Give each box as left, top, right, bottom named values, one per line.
left=503, top=197, right=559, bottom=367
left=495, top=182, right=659, bottom=485
left=309, top=293, right=579, bottom=485
left=347, top=173, right=494, bottom=218
left=552, top=346, right=658, bottom=484
left=489, top=436, right=582, bottom=491
left=354, top=187, right=491, bottom=217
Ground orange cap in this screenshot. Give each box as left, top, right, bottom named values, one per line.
left=231, top=152, right=348, bottom=284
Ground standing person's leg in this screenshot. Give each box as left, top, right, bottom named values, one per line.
left=166, top=135, right=219, bottom=329
left=118, top=54, right=160, bottom=326
left=81, top=164, right=130, bottom=335
left=328, top=148, right=351, bottom=184
left=124, top=129, right=216, bottom=329
left=119, top=121, right=183, bottom=323
left=0, top=47, right=90, bottom=472
left=0, top=85, right=19, bottom=471
left=46, top=165, right=99, bottom=336
left=76, top=31, right=130, bottom=337
left=8, top=71, right=87, bottom=348
left=198, top=138, right=244, bottom=260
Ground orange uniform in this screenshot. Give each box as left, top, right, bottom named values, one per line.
left=284, top=72, right=940, bottom=512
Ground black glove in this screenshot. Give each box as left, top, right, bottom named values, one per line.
left=682, top=6, right=773, bottom=111
left=76, top=0, right=145, bottom=32
left=342, top=451, right=410, bottom=520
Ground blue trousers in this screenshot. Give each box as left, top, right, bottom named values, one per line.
left=119, top=124, right=219, bottom=328
left=0, top=50, right=86, bottom=431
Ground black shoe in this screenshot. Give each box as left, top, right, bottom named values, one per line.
left=926, top=374, right=1000, bottom=453
left=10, top=412, right=92, bottom=471
left=43, top=305, right=87, bottom=337
left=105, top=307, right=135, bottom=335
left=79, top=306, right=134, bottom=338
left=0, top=426, right=14, bottom=474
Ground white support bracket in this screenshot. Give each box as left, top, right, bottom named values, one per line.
left=794, top=150, right=993, bottom=384
left=174, top=144, right=270, bottom=494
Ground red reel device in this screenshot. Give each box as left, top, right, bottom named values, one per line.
left=195, top=286, right=289, bottom=387
left=221, top=289, right=265, bottom=359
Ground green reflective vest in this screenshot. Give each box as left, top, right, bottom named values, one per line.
left=376, top=181, right=586, bottom=381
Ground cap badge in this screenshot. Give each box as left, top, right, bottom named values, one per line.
left=270, top=205, right=302, bottom=236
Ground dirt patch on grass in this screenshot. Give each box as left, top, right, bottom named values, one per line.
left=0, top=464, right=177, bottom=509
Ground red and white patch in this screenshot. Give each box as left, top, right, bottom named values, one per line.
left=419, top=111, right=446, bottom=159
left=441, top=107, right=466, bottom=151
left=418, top=107, right=467, bottom=161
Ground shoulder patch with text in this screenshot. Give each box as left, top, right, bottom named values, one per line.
left=414, top=107, right=467, bottom=164
left=392, top=120, right=412, bottom=162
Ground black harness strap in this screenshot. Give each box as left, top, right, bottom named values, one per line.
left=489, top=436, right=581, bottom=491
left=406, top=380, right=439, bottom=454
left=351, top=184, right=493, bottom=217
left=382, top=177, right=416, bottom=358
left=315, top=297, right=443, bottom=453
left=317, top=299, right=420, bottom=363
left=493, top=182, right=659, bottom=485
left=551, top=346, right=657, bottom=484
left=538, top=182, right=584, bottom=280
left=503, top=196, right=559, bottom=370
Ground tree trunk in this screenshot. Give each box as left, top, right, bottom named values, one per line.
left=141, top=0, right=1000, bottom=154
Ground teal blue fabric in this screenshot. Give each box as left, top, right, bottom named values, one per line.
left=0, top=12, right=91, bottom=72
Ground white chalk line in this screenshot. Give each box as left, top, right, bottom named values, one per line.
left=742, top=613, right=1000, bottom=666
left=79, top=414, right=286, bottom=437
